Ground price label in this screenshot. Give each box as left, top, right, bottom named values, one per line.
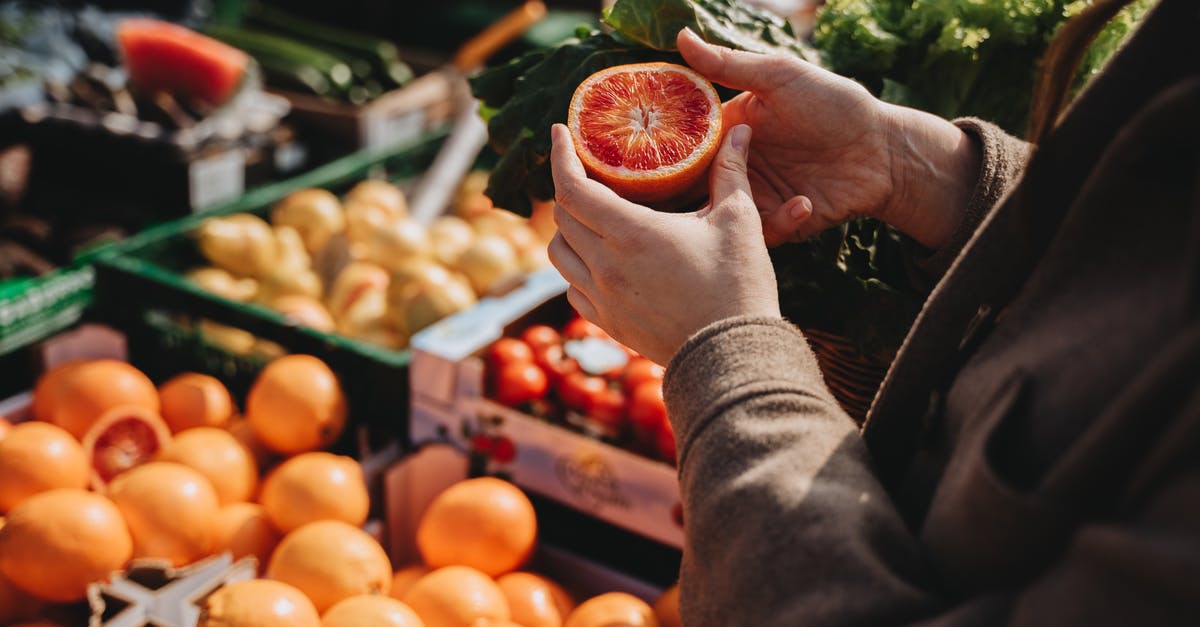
left=189, top=149, right=245, bottom=211
left=362, top=108, right=426, bottom=150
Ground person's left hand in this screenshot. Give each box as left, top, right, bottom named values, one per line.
left=547, top=123, right=781, bottom=366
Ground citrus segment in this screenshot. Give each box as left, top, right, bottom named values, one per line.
left=0, top=489, right=132, bottom=603
left=0, top=422, right=89, bottom=513
left=567, top=62, right=722, bottom=203
left=82, top=406, right=172, bottom=490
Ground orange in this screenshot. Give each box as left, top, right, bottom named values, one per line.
left=0, top=489, right=132, bottom=603
left=107, top=461, right=219, bottom=566
left=200, top=579, right=321, bottom=627
left=227, top=417, right=274, bottom=470
left=653, top=583, right=681, bottom=627
left=567, top=62, right=722, bottom=204
left=158, top=373, right=235, bottom=433
left=31, top=360, right=83, bottom=423
left=321, top=595, right=425, bottom=627
left=246, top=355, right=347, bottom=454
left=266, top=520, right=391, bottom=614
left=258, top=452, right=368, bottom=533
left=0, top=566, right=43, bottom=623
left=402, top=566, right=510, bottom=627
left=416, top=477, right=537, bottom=577
left=158, top=427, right=258, bottom=504
left=496, top=572, right=575, bottom=627
left=388, top=564, right=431, bottom=602
left=213, top=503, right=281, bottom=573
left=564, top=592, right=658, bottom=627
left=0, top=422, right=89, bottom=513
left=44, top=359, right=160, bottom=439
left=81, top=405, right=172, bottom=490
left=0, top=416, right=11, bottom=442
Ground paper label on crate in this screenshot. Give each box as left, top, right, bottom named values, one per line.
left=189, top=150, right=245, bottom=211
left=413, top=398, right=685, bottom=548
left=362, top=108, right=426, bottom=150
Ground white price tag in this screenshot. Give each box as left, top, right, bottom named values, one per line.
left=189, top=149, right=245, bottom=211
left=362, top=108, right=426, bottom=150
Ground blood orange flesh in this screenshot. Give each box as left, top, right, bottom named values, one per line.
left=568, top=62, right=722, bottom=203
left=117, top=19, right=248, bottom=107
left=82, top=406, right=172, bottom=489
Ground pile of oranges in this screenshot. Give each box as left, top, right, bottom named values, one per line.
left=0, top=354, right=361, bottom=624
left=0, top=356, right=681, bottom=627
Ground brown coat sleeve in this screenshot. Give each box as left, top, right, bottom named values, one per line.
left=907, top=118, right=1031, bottom=281
left=664, top=317, right=1200, bottom=626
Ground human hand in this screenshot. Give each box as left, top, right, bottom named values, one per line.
left=547, top=123, right=779, bottom=365
left=678, top=29, right=979, bottom=250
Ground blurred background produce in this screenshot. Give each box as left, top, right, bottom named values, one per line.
left=187, top=171, right=553, bottom=353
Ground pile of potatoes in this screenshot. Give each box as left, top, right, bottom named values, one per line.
left=187, top=173, right=553, bottom=351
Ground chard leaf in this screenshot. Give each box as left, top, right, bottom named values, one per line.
left=603, top=0, right=817, bottom=61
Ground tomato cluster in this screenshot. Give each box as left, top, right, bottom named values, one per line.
left=484, top=317, right=675, bottom=464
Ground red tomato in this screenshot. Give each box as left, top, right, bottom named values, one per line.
left=563, top=317, right=608, bottom=340
left=522, top=325, right=561, bottom=350
left=492, top=436, right=516, bottom=464
left=558, top=372, right=606, bottom=413
left=493, top=362, right=549, bottom=406
left=471, top=433, right=495, bottom=455
left=629, top=380, right=668, bottom=450
left=534, top=343, right=580, bottom=385
left=589, top=385, right=628, bottom=436
left=486, top=338, right=534, bottom=372
left=621, top=358, right=665, bottom=393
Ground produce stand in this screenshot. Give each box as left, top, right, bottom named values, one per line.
left=91, top=132, right=450, bottom=452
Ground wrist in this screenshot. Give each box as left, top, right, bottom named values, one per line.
left=879, top=103, right=982, bottom=250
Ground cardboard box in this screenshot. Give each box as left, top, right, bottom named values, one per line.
left=383, top=443, right=665, bottom=604
left=409, top=267, right=684, bottom=549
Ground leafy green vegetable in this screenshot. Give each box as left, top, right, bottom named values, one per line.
left=813, top=0, right=1153, bottom=135
left=470, top=30, right=681, bottom=216
left=603, top=0, right=816, bottom=60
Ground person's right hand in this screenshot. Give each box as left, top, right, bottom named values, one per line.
left=677, top=29, right=979, bottom=250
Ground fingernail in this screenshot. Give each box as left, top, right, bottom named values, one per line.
left=730, top=125, right=751, bottom=157
left=790, top=196, right=812, bottom=220
left=681, top=27, right=696, bottom=39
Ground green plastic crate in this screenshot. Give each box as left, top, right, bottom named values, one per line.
left=93, top=132, right=454, bottom=452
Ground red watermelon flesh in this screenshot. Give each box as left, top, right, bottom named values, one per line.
left=117, top=18, right=249, bottom=108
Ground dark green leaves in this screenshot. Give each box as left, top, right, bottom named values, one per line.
left=603, top=0, right=816, bottom=60
left=469, top=31, right=680, bottom=217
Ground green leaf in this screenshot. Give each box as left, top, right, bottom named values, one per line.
left=604, top=0, right=817, bottom=60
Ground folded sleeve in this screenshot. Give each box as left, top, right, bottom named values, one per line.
left=907, top=118, right=1032, bottom=280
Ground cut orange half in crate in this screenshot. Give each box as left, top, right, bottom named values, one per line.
left=567, top=62, right=722, bottom=204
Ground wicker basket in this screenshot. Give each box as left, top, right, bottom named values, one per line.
left=802, top=327, right=891, bottom=425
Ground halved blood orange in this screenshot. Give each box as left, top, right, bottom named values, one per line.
left=567, top=62, right=722, bottom=204
left=81, top=405, right=172, bottom=490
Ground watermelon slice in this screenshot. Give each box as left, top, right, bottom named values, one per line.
left=117, top=19, right=250, bottom=108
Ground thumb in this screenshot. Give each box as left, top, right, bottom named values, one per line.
left=709, top=124, right=755, bottom=219
left=677, top=28, right=793, bottom=93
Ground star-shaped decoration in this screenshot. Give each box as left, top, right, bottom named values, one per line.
left=87, top=553, right=257, bottom=627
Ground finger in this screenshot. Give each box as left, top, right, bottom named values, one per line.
left=566, top=285, right=601, bottom=326
left=552, top=202, right=602, bottom=262
left=676, top=28, right=799, bottom=93
left=547, top=231, right=593, bottom=290
left=550, top=124, right=637, bottom=231
left=788, top=202, right=844, bottom=242
left=708, top=124, right=756, bottom=221
left=761, top=195, right=813, bottom=247
left=720, top=92, right=753, bottom=129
